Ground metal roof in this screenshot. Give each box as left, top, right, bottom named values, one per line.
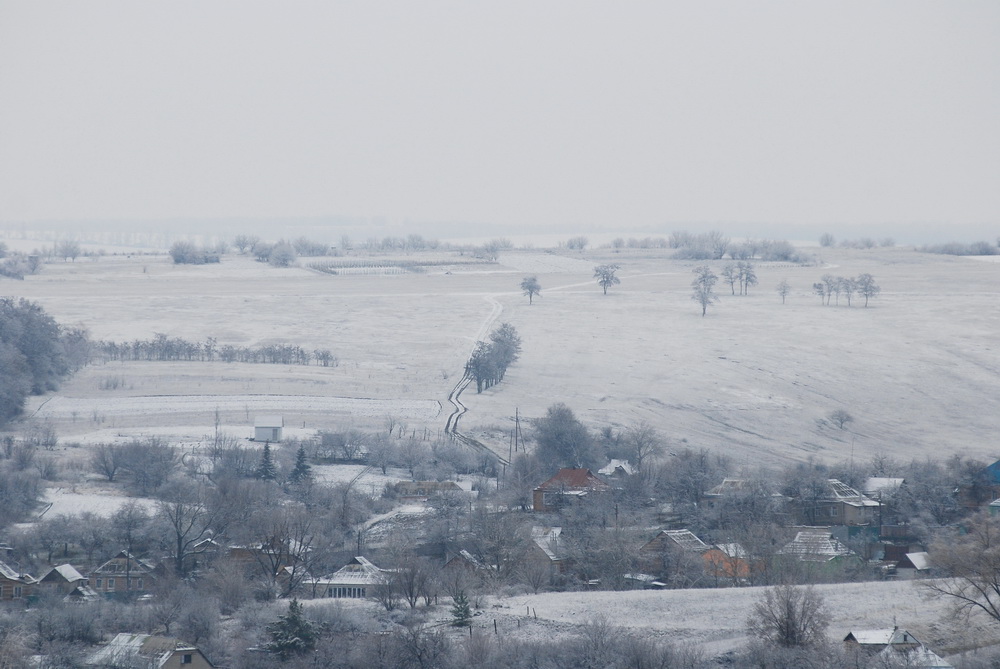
left=779, top=528, right=853, bottom=561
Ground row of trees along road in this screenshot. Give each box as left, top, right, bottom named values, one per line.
left=464, top=323, right=522, bottom=393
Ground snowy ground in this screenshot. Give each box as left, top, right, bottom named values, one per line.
left=488, top=580, right=1000, bottom=659
left=39, top=486, right=159, bottom=519
left=5, top=246, right=999, bottom=469
left=31, top=394, right=440, bottom=421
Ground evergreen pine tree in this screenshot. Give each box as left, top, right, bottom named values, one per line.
left=256, top=442, right=277, bottom=480
left=265, top=599, right=316, bottom=658
left=289, top=444, right=312, bottom=484
left=451, top=590, right=472, bottom=627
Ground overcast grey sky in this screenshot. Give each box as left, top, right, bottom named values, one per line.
left=1, top=1, right=998, bottom=234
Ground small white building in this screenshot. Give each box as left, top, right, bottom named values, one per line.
left=254, top=415, right=283, bottom=442
left=311, top=556, right=392, bottom=599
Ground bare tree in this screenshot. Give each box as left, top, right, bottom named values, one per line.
left=240, top=504, right=325, bottom=598
left=812, top=282, right=825, bottom=304
left=593, top=264, right=621, bottom=295
left=233, top=235, right=260, bottom=254
left=90, top=443, right=123, bottom=482
left=706, top=230, right=730, bottom=259
left=623, top=421, right=664, bottom=470
left=738, top=261, right=758, bottom=295
left=842, top=276, right=857, bottom=306
left=721, top=263, right=739, bottom=295
left=819, top=233, right=835, bottom=247
left=829, top=409, right=853, bottom=430
left=924, top=511, right=1000, bottom=623
left=157, top=481, right=229, bottom=578
left=855, top=273, right=880, bottom=307
left=55, top=240, right=81, bottom=262
left=520, top=276, right=541, bottom=304
left=776, top=279, right=791, bottom=304
left=747, top=584, right=829, bottom=648
left=821, top=274, right=837, bottom=305
left=690, top=266, right=718, bottom=317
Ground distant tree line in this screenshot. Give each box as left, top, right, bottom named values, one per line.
left=169, top=241, right=221, bottom=265
left=95, top=335, right=336, bottom=366
left=820, top=233, right=896, bottom=249
left=919, top=240, right=1000, bottom=256
left=670, top=231, right=809, bottom=262
left=465, top=323, right=522, bottom=393
left=0, top=242, right=42, bottom=279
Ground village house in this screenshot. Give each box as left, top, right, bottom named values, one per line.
left=36, top=563, right=88, bottom=595
left=843, top=628, right=952, bottom=668
left=443, top=549, right=489, bottom=574
left=778, top=527, right=854, bottom=564
left=527, top=526, right=569, bottom=577
left=797, top=479, right=880, bottom=526
left=532, top=468, right=610, bottom=512
left=639, top=530, right=750, bottom=585
left=310, top=556, right=392, bottom=599
left=700, top=478, right=752, bottom=510
left=253, top=415, right=283, bottom=442
left=0, top=560, right=33, bottom=601
left=85, top=633, right=214, bottom=668
left=894, top=551, right=932, bottom=579
left=597, top=459, right=636, bottom=481
left=89, top=551, right=157, bottom=597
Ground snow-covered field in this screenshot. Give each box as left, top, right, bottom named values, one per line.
left=40, top=487, right=159, bottom=519
left=32, top=394, right=440, bottom=421
left=490, top=580, right=999, bottom=659
left=4, top=246, right=999, bottom=468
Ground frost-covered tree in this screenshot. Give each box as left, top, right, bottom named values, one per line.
left=520, top=275, right=541, bottom=304
left=533, top=403, right=597, bottom=469
left=265, top=599, right=317, bottom=658
left=593, top=264, right=621, bottom=295
left=855, top=273, right=880, bottom=307
left=776, top=279, right=791, bottom=304
left=690, top=266, right=718, bottom=317
left=747, top=585, right=829, bottom=648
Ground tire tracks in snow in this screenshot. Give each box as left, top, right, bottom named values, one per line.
left=445, top=294, right=510, bottom=466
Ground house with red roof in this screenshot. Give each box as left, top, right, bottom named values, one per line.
left=532, top=468, right=610, bottom=512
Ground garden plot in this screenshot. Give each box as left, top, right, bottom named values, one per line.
left=309, top=464, right=411, bottom=493
left=39, top=487, right=158, bottom=519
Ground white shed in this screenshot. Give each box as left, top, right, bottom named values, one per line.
left=254, top=415, right=283, bottom=442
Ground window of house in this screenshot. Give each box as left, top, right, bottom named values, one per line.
left=107, top=578, right=115, bottom=591
left=137, top=578, right=143, bottom=589
left=830, top=507, right=839, bottom=516
left=13, top=586, right=22, bottom=599
left=95, top=578, right=103, bottom=589
left=181, top=654, right=193, bottom=664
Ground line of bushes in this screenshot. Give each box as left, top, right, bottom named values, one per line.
left=95, top=335, right=336, bottom=366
